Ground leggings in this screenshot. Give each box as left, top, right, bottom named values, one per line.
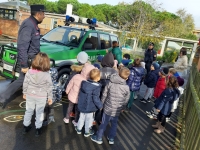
left=157, top=112, right=167, bottom=127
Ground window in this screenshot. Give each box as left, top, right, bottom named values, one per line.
left=99, top=34, right=111, bottom=49
left=111, top=35, right=118, bottom=42
left=83, top=33, right=98, bottom=50
left=0, top=8, right=16, bottom=20
left=41, top=27, right=85, bottom=47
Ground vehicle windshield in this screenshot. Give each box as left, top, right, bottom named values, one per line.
left=41, top=27, right=86, bottom=47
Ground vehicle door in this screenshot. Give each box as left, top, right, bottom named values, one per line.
left=82, top=32, right=99, bottom=63
left=98, top=33, right=112, bottom=57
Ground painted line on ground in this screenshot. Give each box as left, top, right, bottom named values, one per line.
left=4, top=115, right=24, bottom=122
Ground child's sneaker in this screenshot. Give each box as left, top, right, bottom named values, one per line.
left=107, top=136, right=114, bottom=144
left=84, top=129, right=94, bottom=137
left=152, top=114, right=157, bottom=120
left=70, top=112, right=75, bottom=118
left=72, top=120, right=77, bottom=126
left=147, top=98, right=151, bottom=102
left=91, top=135, right=103, bottom=144
left=147, top=114, right=153, bottom=119
left=63, top=118, right=69, bottom=124
left=166, top=117, right=170, bottom=122
left=146, top=111, right=151, bottom=115
left=75, top=127, right=81, bottom=134
left=140, top=99, right=147, bottom=103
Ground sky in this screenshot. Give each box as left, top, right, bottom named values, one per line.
left=0, top=0, right=199, bottom=28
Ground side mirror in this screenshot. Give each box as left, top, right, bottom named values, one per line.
left=40, top=35, right=43, bottom=39
left=83, top=43, right=92, bottom=50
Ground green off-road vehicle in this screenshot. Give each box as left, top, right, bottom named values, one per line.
left=0, top=17, right=119, bottom=89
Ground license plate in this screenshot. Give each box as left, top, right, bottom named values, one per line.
left=3, top=64, right=13, bottom=72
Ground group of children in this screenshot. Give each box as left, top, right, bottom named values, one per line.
left=21, top=46, right=184, bottom=143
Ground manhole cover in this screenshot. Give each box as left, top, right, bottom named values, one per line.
left=4, top=115, right=24, bottom=122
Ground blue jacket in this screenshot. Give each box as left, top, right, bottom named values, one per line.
left=78, top=80, right=103, bottom=113
left=154, top=88, right=180, bottom=115
left=127, top=66, right=145, bottom=91
left=144, top=70, right=157, bottom=88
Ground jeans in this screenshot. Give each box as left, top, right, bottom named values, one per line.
left=0, top=72, right=25, bottom=103
left=97, top=113, right=119, bottom=139
left=144, top=87, right=154, bottom=100
left=77, top=112, right=94, bottom=133
left=23, top=95, right=46, bottom=129
left=127, top=91, right=135, bottom=108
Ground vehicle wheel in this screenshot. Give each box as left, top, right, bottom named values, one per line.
left=57, top=68, right=70, bottom=94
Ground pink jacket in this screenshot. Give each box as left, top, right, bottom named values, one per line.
left=66, top=63, right=95, bottom=103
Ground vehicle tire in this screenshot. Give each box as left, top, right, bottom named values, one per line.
left=57, top=68, right=71, bottom=95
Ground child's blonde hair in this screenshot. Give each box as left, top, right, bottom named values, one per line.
left=119, top=67, right=130, bottom=80
left=90, top=69, right=100, bottom=81
left=169, top=68, right=177, bottom=75
left=32, top=52, right=50, bottom=72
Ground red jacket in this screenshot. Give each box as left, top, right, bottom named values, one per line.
left=154, top=77, right=166, bottom=98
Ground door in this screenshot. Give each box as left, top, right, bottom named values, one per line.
left=82, top=32, right=99, bottom=63
left=98, top=33, right=112, bottom=57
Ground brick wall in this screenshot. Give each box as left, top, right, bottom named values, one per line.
left=0, top=19, right=19, bottom=37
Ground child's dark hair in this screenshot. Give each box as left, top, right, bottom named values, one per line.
left=32, top=52, right=50, bottom=72
left=180, top=48, right=187, bottom=55
left=133, top=58, right=141, bottom=67
left=167, top=76, right=179, bottom=88
left=112, top=41, right=118, bottom=47
left=123, top=54, right=130, bottom=59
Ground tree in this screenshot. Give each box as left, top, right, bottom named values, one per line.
left=57, top=0, right=80, bottom=14
left=76, top=4, right=95, bottom=19
left=26, top=0, right=47, bottom=5
left=118, top=0, right=163, bottom=51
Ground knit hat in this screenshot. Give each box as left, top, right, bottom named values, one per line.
left=177, top=76, right=184, bottom=86
left=97, top=55, right=103, bottom=62
left=152, top=62, right=160, bottom=70
left=77, top=51, right=88, bottom=64
left=140, top=62, right=145, bottom=69
left=101, top=52, right=114, bottom=67
left=160, top=67, right=169, bottom=76
left=93, top=63, right=101, bottom=69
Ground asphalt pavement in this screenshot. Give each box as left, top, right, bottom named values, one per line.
left=0, top=79, right=178, bottom=150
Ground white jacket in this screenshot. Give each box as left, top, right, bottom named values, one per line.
left=174, top=55, right=188, bottom=72
left=171, top=87, right=184, bottom=112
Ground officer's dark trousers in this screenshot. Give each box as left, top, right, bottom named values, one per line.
left=145, top=62, right=152, bottom=74
left=0, top=72, right=25, bottom=103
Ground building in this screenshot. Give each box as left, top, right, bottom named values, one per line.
left=193, top=28, right=200, bottom=39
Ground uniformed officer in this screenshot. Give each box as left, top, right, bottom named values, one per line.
left=0, top=5, right=45, bottom=108
left=144, top=42, right=157, bottom=73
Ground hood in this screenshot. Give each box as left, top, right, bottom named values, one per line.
left=28, top=69, right=49, bottom=84
left=101, top=52, right=114, bottom=67
left=81, top=63, right=95, bottom=79
left=71, top=65, right=83, bottom=72
left=110, top=73, right=126, bottom=85
left=80, top=80, right=101, bottom=93
left=49, top=68, right=58, bottom=82
left=131, top=67, right=145, bottom=76
left=40, top=42, right=71, bottom=54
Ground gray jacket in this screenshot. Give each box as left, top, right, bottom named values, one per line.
left=23, top=69, right=53, bottom=99
left=101, top=73, right=130, bottom=117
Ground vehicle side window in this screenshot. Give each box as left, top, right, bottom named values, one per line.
left=46, top=28, right=66, bottom=41
left=111, top=35, right=118, bottom=43
left=100, top=34, right=111, bottom=49
left=83, top=33, right=98, bottom=50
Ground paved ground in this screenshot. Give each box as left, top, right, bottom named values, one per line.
left=0, top=79, right=178, bottom=150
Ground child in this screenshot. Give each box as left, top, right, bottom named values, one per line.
left=75, top=69, right=103, bottom=137
left=126, top=58, right=145, bottom=111
left=65, top=65, right=84, bottom=124
left=153, top=67, right=169, bottom=99
left=152, top=76, right=180, bottom=133
left=63, top=56, right=95, bottom=124
left=140, top=63, right=159, bottom=103
left=122, top=53, right=133, bottom=67
left=91, top=67, right=130, bottom=145
left=23, top=52, right=53, bottom=136
left=95, top=52, right=117, bottom=124
left=93, top=55, right=104, bottom=69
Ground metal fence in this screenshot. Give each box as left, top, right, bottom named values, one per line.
left=180, top=65, right=200, bottom=149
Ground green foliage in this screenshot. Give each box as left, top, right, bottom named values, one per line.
left=57, top=0, right=80, bottom=14
left=162, top=50, right=178, bottom=63
left=139, top=38, right=163, bottom=52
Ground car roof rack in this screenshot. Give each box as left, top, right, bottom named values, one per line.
left=64, top=21, right=96, bottom=30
